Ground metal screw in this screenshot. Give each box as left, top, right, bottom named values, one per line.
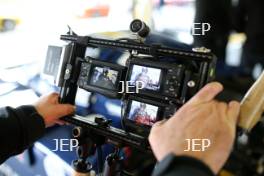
left=131, top=50, right=138, bottom=55
left=187, top=80, right=195, bottom=87
left=192, top=47, right=211, bottom=53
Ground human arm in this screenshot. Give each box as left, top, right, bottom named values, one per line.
left=0, top=93, right=74, bottom=164
left=149, top=82, right=240, bottom=175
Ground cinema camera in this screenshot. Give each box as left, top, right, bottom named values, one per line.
left=54, top=19, right=216, bottom=151
left=43, top=19, right=218, bottom=175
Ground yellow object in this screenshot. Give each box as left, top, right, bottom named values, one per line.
left=133, top=0, right=153, bottom=27
left=219, top=170, right=235, bottom=176
left=239, top=71, right=264, bottom=131
left=228, top=33, right=246, bottom=44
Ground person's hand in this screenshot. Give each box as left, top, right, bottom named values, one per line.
left=149, top=82, right=240, bottom=174
left=34, top=93, right=75, bottom=127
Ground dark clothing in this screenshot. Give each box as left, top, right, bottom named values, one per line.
left=152, top=154, right=214, bottom=176
left=0, top=106, right=214, bottom=176
left=234, top=0, right=264, bottom=71
left=193, top=0, right=232, bottom=61
left=240, top=51, right=264, bottom=75
left=234, top=0, right=264, bottom=57
left=0, top=105, right=45, bottom=164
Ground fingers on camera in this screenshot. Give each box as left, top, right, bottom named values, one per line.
left=54, top=104, right=75, bottom=117
left=188, top=82, right=223, bottom=105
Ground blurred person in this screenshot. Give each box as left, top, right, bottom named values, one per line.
left=193, top=0, right=232, bottom=62
left=133, top=67, right=150, bottom=88
left=233, top=0, right=264, bottom=76
left=0, top=93, right=75, bottom=164
left=193, top=0, right=256, bottom=93
left=150, top=82, right=240, bottom=176
left=131, top=103, right=153, bottom=125
left=91, top=69, right=100, bottom=83
left=94, top=68, right=115, bottom=89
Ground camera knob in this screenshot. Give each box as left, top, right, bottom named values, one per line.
left=72, top=127, right=82, bottom=138
left=95, top=117, right=112, bottom=127
left=130, top=19, right=150, bottom=38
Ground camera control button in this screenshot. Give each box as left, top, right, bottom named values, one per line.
left=169, top=87, right=175, bottom=91
left=168, top=69, right=173, bottom=73
left=169, top=81, right=174, bottom=85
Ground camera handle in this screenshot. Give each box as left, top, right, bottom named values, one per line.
left=72, top=126, right=106, bottom=176
left=72, top=141, right=94, bottom=176
left=102, top=148, right=124, bottom=176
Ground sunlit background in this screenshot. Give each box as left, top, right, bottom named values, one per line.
left=0, top=0, right=197, bottom=68
left=1, top=0, right=255, bottom=115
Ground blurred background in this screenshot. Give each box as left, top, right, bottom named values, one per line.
left=0, top=0, right=263, bottom=175
left=0, top=0, right=197, bottom=69
left=2, top=0, right=260, bottom=82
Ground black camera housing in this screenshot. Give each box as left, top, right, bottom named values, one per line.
left=122, top=95, right=178, bottom=137
left=76, top=56, right=184, bottom=137
left=130, top=19, right=150, bottom=38
left=56, top=20, right=217, bottom=149
left=125, top=56, right=185, bottom=102
left=78, top=57, right=127, bottom=99
left=76, top=53, right=214, bottom=137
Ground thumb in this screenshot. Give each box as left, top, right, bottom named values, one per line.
left=53, top=104, right=75, bottom=118
left=227, top=101, right=240, bottom=125
left=149, top=119, right=167, bottom=141
left=186, top=82, right=223, bottom=106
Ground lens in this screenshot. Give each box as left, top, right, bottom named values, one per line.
left=130, top=19, right=142, bottom=32
left=72, top=127, right=81, bottom=137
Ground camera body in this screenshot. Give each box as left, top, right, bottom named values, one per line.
left=51, top=20, right=216, bottom=149
left=72, top=49, right=215, bottom=137
left=77, top=56, right=185, bottom=136
left=77, top=58, right=127, bottom=99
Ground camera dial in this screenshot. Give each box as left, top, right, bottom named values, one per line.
left=130, top=19, right=150, bottom=38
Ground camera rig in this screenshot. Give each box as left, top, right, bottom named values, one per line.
left=54, top=19, right=217, bottom=174
left=58, top=21, right=216, bottom=147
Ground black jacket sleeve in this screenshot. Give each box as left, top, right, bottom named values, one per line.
left=233, top=0, right=246, bottom=33
left=0, top=105, right=45, bottom=164
left=152, top=154, right=215, bottom=176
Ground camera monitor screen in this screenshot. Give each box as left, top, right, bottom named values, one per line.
left=129, top=65, right=161, bottom=91
left=128, top=100, right=159, bottom=126
left=90, top=66, right=119, bottom=90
